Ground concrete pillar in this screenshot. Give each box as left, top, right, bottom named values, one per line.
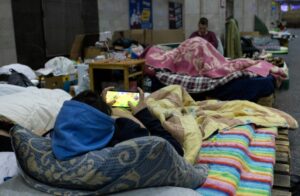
left=98, top=0, right=185, bottom=31
left=98, top=0, right=129, bottom=32
left=184, top=0, right=201, bottom=39
left=234, top=0, right=257, bottom=32
left=152, top=0, right=168, bottom=29
left=200, top=0, right=226, bottom=39
left=0, top=0, right=17, bottom=66
left=256, top=0, right=272, bottom=29
left=152, top=0, right=184, bottom=30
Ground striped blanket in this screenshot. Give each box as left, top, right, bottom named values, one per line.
left=197, top=125, right=277, bottom=196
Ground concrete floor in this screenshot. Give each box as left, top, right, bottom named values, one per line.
left=273, top=28, right=300, bottom=195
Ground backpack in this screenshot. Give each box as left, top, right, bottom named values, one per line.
left=8, top=69, right=34, bottom=87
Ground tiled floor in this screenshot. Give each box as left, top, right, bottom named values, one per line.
left=273, top=28, right=300, bottom=195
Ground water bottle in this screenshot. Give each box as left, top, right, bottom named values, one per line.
left=143, top=76, right=152, bottom=92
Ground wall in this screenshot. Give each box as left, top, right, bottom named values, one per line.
left=98, top=0, right=129, bottom=32
left=153, top=0, right=183, bottom=30
left=200, top=0, right=226, bottom=38
left=0, top=0, right=17, bottom=66
left=233, top=0, right=273, bottom=32
left=98, top=0, right=183, bottom=32
left=184, top=0, right=201, bottom=39
left=256, top=0, right=272, bottom=30
left=234, top=0, right=257, bottom=32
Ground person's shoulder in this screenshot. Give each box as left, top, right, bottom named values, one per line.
left=208, top=31, right=216, bottom=35
left=208, top=31, right=217, bottom=38
left=189, top=31, right=199, bottom=38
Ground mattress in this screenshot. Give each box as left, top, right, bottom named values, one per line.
left=0, top=152, right=18, bottom=184
left=199, top=75, right=275, bottom=102
left=0, top=126, right=280, bottom=196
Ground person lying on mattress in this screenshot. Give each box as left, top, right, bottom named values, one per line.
left=189, top=17, right=218, bottom=49
left=51, top=87, right=184, bottom=161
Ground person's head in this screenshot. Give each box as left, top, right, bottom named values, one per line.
left=198, top=17, right=208, bottom=35
left=72, top=90, right=112, bottom=116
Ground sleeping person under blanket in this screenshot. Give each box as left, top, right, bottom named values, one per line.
left=51, top=87, right=184, bottom=161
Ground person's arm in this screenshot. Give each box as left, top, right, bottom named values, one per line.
left=128, top=87, right=184, bottom=156
left=134, top=108, right=184, bottom=156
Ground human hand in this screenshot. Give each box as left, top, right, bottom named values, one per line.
left=101, top=86, right=116, bottom=106
left=128, top=87, right=147, bottom=115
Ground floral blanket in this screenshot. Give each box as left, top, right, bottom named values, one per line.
left=146, top=85, right=298, bottom=163
left=145, top=37, right=287, bottom=80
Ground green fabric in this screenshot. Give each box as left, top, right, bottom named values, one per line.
left=269, top=46, right=288, bottom=54
left=254, top=15, right=269, bottom=36
left=225, top=19, right=242, bottom=59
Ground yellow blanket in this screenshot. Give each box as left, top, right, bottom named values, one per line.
left=146, top=85, right=298, bottom=163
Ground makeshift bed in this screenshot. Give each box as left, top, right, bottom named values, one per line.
left=143, top=37, right=287, bottom=105
left=251, top=36, right=288, bottom=55
left=153, top=71, right=276, bottom=104
left=0, top=85, right=297, bottom=196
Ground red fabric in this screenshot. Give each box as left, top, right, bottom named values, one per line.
left=189, top=31, right=218, bottom=49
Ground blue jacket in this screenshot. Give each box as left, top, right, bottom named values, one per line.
left=51, top=100, right=115, bottom=160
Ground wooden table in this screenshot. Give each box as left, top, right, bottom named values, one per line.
left=89, top=59, right=145, bottom=91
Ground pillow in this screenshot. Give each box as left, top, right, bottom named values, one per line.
left=0, top=87, right=71, bottom=135
left=10, top=125, right=208, bottom=195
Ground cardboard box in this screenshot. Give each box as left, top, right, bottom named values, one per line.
left=149, top=29, right=185, bottom=45
left=129, top=29, right=145, bottom=44
left=44, top=74, right=77, bottom=90
left=240, top=31, right=260, bottom=37
left=84, top=47, right=104, bottom=59
left=70, top=34, right=85, bottom=60
left=112, top=30, right=145, bottom=45
left=112, top=29, right=185, bottom=46
left=69, top=29, right=186, bottom=60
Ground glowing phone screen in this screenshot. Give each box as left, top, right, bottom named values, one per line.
left=106, top=91, right=139, bottom=108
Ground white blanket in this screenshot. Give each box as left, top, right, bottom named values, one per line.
left=0, top=64, right=37, bottom=80
left=0, top=85, right=71, bottom=135
left=0, top=84, right=26, bottom=96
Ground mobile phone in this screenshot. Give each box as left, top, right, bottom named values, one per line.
left=106, top=91, right=139, bottom=108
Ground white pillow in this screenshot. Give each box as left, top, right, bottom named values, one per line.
left=0, top=64, right=37, bottom=80
left=0, top=87, right=71, bottom=135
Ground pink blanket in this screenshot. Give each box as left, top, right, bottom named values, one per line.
left=145, top=37, right=287, bottom=79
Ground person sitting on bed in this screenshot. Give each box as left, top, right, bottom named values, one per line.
left=189, top=17, right=218, bottom=49
left=51, top=87, right=184, bottom=161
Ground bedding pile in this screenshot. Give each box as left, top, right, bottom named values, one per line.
left=144, top=37, right=288, bottom=97
left=146, top=85, right=297, bottom=163
left=144, top=37, right=287, bottom=80
left=0, top=84, right=71, bottom=135
left=145, top=85, right=297, bottom=195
